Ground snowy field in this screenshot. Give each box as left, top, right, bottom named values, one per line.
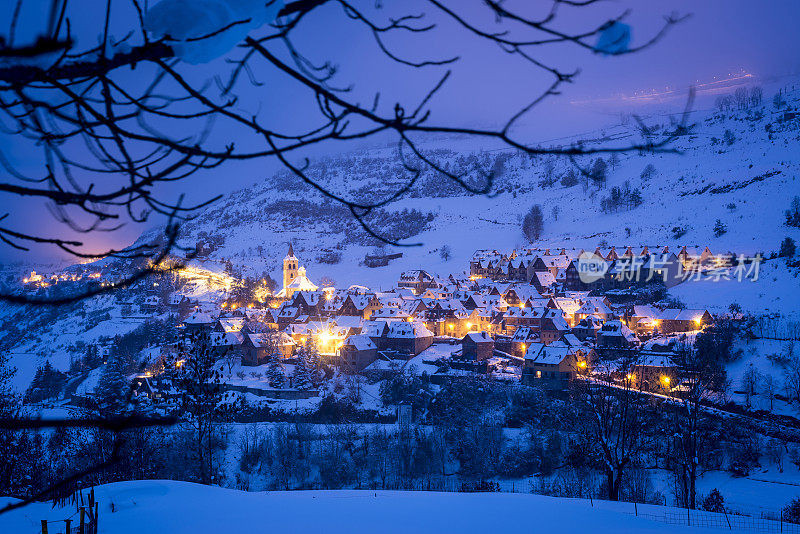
left=1, top=480, right=734, bottom=534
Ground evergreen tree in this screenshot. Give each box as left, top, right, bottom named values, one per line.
left=94, top=355, right=130, bottom=413
left=702, top=489, right=725, bottom=513
left=24, top=361, right=66, bottom=404
left=292, top=350, right=312, bottom=390
left=267, top=351, right=285, bottom=389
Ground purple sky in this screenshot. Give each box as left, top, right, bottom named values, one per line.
left=2, top=0, right=799, bottom=263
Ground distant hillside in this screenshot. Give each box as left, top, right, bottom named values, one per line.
left=141, top=82, right=800, bottom=309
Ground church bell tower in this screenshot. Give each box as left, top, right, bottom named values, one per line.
left=283, top=242, right=298, bottom=292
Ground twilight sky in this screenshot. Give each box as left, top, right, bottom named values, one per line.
left=2, top=0, right=799, bottom=264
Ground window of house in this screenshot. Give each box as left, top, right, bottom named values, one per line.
left=535, top=370, right=542, bottom=378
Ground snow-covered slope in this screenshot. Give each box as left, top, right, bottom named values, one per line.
left=150, top=83, right=800, bottom=309
left=1, top=480, right=730, bottom=534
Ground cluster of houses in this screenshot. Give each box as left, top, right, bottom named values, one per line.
left=158, top=244, right=716, bottom=394
left=471, top=245, right=738, bottom=291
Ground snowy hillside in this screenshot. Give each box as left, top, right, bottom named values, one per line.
left=149, top=82, right=800, bottom=310
left=1, top=480, right=739, bottom=534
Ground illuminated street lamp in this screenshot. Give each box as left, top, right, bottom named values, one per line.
left=661, top=375, right=671, bottom=388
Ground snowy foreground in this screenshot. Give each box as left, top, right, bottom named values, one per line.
left=1, top=480, right=730, bottom=534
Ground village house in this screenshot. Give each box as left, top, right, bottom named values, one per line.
left=381, top=321, right=434, bottom=357
left=572, top=316, right=602, bottom=342
left=338, top=334, right=378, bottom=373
left=596, top=320, right=639, bottom=352
left=630, top=351, right=680, bottom=392
left=241, top=331, right=295, bottom=365
left=511, top=327, right=541, bottom=358
left=397, top=270, right=437, bottom=295
left=521, top=341, right=586, bottom=390
left=337, top=293, right=382, bottom=319
left=539, top=316, right=571, bottom=345
left=658, top=308, right=713, bottom=333
left=461, top=331, right=494, bottom=361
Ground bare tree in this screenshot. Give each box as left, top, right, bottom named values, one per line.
left=574, top=361, right=650, bottom=501
left=0, top=0, right=689, bottom=304
left=522, top=204, right=544, bottom=241
left=167, top=330, right=229, bottom=484
left=762, top=374, right=777, bottom=412
left=668, top=344, right=726, bottom=509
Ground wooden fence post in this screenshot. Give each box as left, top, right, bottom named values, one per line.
left=79, top=507, right=85, bottom=534
left=94, top=502, right=99, bottom=534
left=634, top=502, right=638, bottom=517
left=40, top=519, right=48, bottom=534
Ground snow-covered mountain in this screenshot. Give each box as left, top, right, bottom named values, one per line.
left=155, top=84, right=800, bottom=310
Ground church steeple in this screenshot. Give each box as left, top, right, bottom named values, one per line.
left=283, top=243, right=299, bottom=293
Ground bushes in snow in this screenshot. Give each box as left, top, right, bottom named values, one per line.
left=713, top=219, right=728, bottom=237
left=561, top=168, right=578, bottom=187
left=589, top=158, right=607, bottom=187
left=701, top=489, right=726, bottom=513
left=723, top=129, right=736, bottom=146
left=671, top=226, right=688, bottom=239
left=316, top=250, right=342, bottom=265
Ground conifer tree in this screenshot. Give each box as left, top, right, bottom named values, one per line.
left=267, top=351, right=285, bottom=389
left=94, top=355, right=130, bottom=413
left=24, top=361, right=66, bottom=404
left=292, top=350, right=312, bottom=390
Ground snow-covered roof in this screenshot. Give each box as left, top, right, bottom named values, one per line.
left=598, top=320, right=638, bottom=342
left=287, top=268, right=319, bottom=292
left=527, top=344, right=574, bottom=365
left=512, top=327, right=540, bottom=343
left=533, top=271, right=556, bottom=287
left=185, top=310, right=215, bottom=324
left=463, top=332, right=493, bottom=344
left=344, top=334, right=377, bottom=351
left=388, top=321, right=433, bottom=339
left=211, top=331, right=244, bottom=346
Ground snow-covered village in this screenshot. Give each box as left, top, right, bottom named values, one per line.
left=1, top=1, right=800, bottom=533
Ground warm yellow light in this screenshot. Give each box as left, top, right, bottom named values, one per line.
left=694, top=317, right=702, bottom=325
left=448, top=324, right=454, bottom=330
left=407, top=317, right=414, bottom=322
left=466, top=322, right=473, bottom=329
left=577, top=360, right=587, bottom=369
left=626, top=373, right=634, bottom=380
left=661, top=376, right=671, bottom=386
